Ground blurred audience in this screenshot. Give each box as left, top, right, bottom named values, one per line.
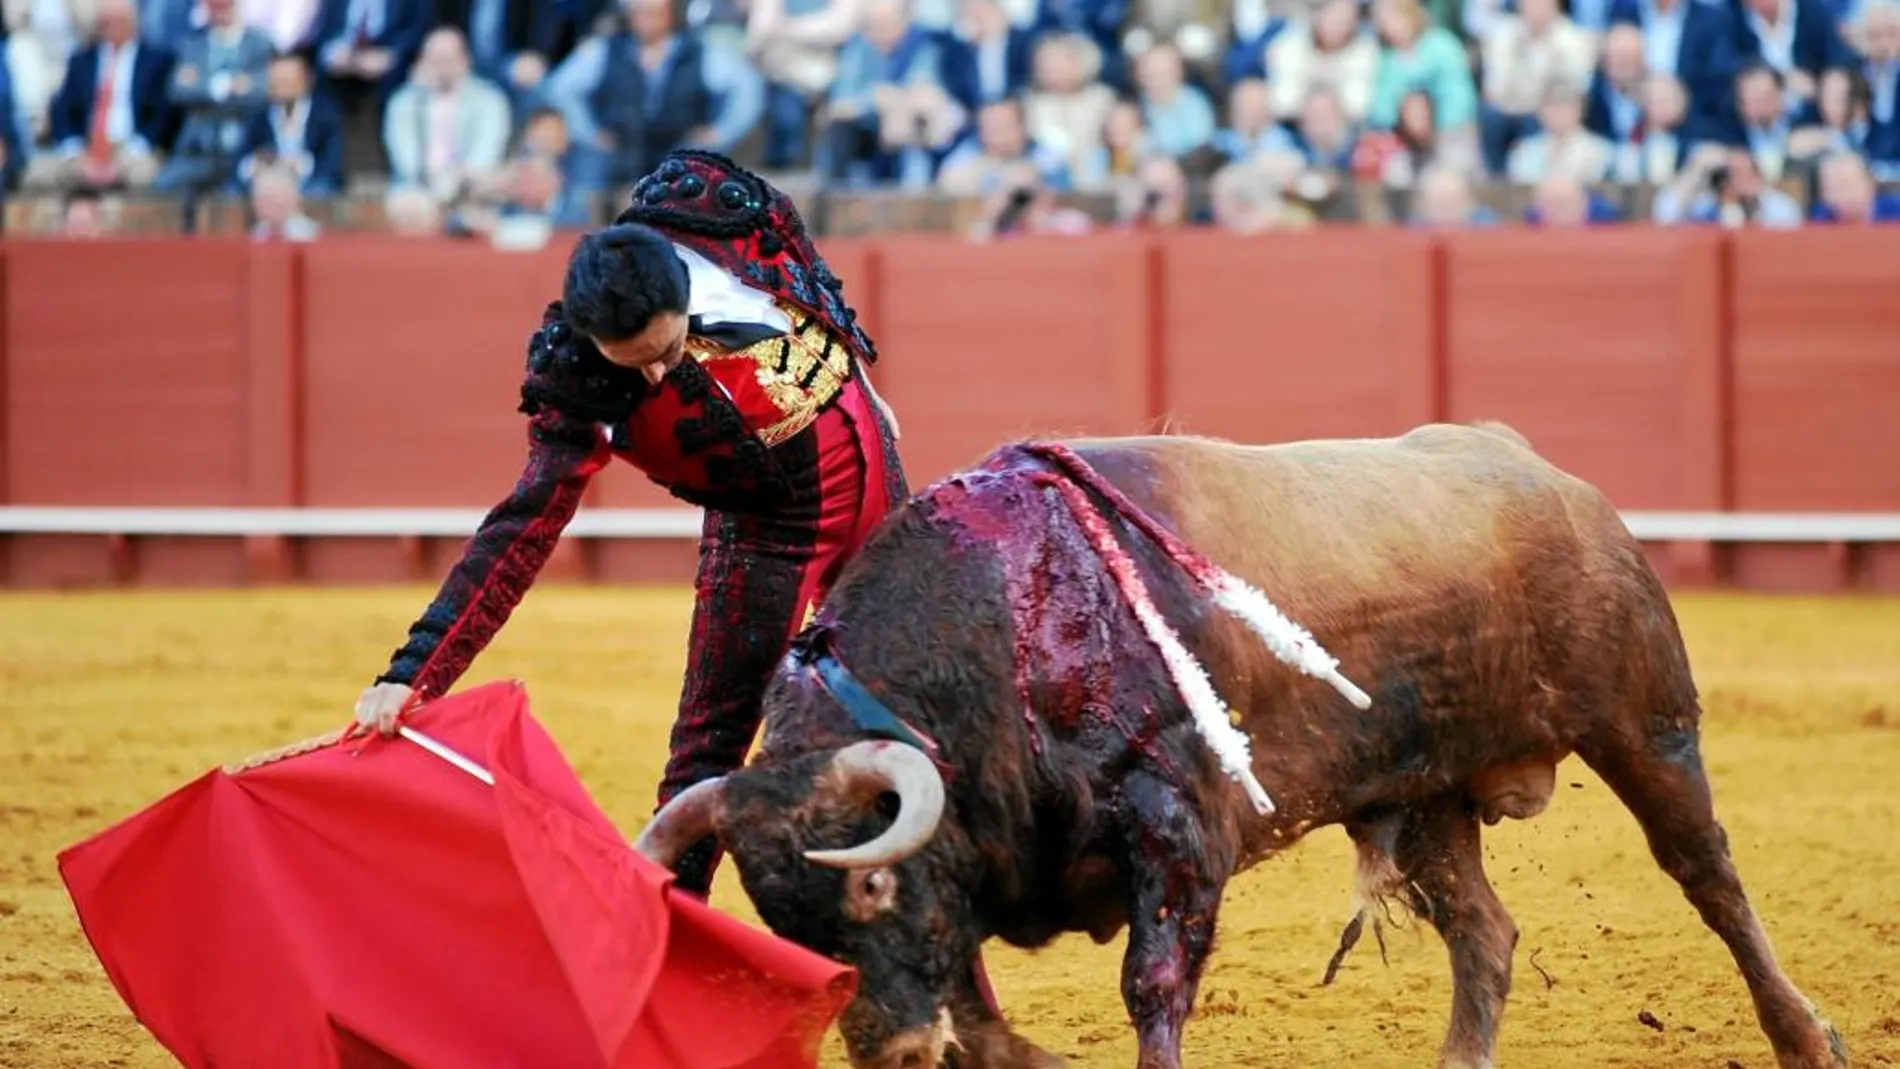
left=384, top=26, right=510, bottom=202
left=1368, top=0, right=1478, bottom=137
left=316, top=0, right=431, bottom=177
left=1134, top=41, right=1213, bottom=158
left=1480, top=0, right=1597, bottom=174
left=248, top=161, right=320, bottom=239
left=823, top=0, right=964, bottom=188
left=152, top=0, right=273, bottom=195
left=1264, top=0, right=1378, bottom=126
left=234, top=52, right=341, bottom=195
left=1408, top=162, right=1500, bottom=225
left=1653, top=142, right=1805, bottom=225
left=1020, top=30, right=1115, bottom=189
left=1809, top=145, right=1900, bottom=216
left=22, top=0, right=172, bottom=192
left=1731, top=62, right=1795, bottom=180
left=1506, top=78, right=1614, bottom=184
left=544, top=0, right=715, bottom=191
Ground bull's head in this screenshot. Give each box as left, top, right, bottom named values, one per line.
left=635, top=740, right=977, bottom=1069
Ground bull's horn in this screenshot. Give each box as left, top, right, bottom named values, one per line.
left=633, top=777, right=727, bottom=870
left=804, top=741, right=946, bottom=870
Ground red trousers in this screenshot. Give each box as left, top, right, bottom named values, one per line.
left=655, top=377, right=906, bottom=895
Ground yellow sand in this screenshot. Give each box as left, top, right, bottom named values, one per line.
left=1, top=587, right=1897, bottom=1069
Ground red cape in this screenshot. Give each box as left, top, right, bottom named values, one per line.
left=57, top=680, right=855, bottom=1069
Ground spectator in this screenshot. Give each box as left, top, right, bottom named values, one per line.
left=383, top=181, right=442, bottom=233
left=1480, top=0, right=1597, bottom=174
left=1809, top=147, right=1900, bottom=218
left=1270, top=83, right=1363, bottom=175
left=1789, top=64, right=1872, bottom=159
left=23, top=0, right=174, bottom=193
left=1206, top=157, right=1302, bottom=232
left=1021, top=30, right=1117, bottom=190
left=235, top=52, right=343, bottom=195
left=1606, top=0, right=1747, bottom=147
left=314, top=0, right=431, bottom=178
left=453, top=153, right=583, bottom=245
left=248, top=162, right=320, bottom=240
left=1652, top=142, right=1804, bottom=225
left=60, top=185, right=108, bottom=234
left=384, top=26, right=511, bottom=203
left=7, top=0, right=94, bottom=144
left=1622, top=72, right=1692, bottom=180
left=1368, top=0, right=1479, bottom=135
left=946, top=0, right=1035, bottom=111
left=1081, top=97, right=1150, bottom=184
left=1849, top=0, right=1899, bottom=174
left=1, top=46, right=23, bottom=193
left=966, top=159, right=1094, bottom=239
left=746, top=0, right=865, bottom=169
left=938, top=96, right=1062, bottom=192
left=823, top=0, right=966, bottom=188
left=1733, top=0, right=1855, bottom=121
left=1032, top=0, right=1131, bottom=94
left=1526, top=170, right=1622, bottom=221
left=1212, top=77, right=1277, bottom=162
left=139, top=0, right=196, bottom=50
left=500, top=103, right=591, bottom=209
left=246, top=0, right=330, bottom=56
left=542, top=0, right=714, bottom=192
left=1731, top=63, right=1794, bottom=180
left=1217, top=0, right=1283, bottom=86
left=1407, top=162, right=1500, bottom=225
left=1506, top=78, right=1615, bottom=184
left=1133, top=41, right=1214, bottom=157
left=435, top=0, right=598, bottom=97
left=152, top=0, right=273, bottom=195
left=1585, top=26, right=1649, bottom=155
left=1264, top=0, right=1378, bottom=126
left=1116, top=152, right=1191, bottom=226
left=1360, top=87, right=1482, bottom=189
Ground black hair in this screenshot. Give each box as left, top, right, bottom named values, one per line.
left=560, top=223, right=690, bottom=343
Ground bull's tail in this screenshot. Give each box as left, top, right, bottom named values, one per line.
left=1322, top=813, right=1425, bottom=986
left=1019, top=443, right=1373, bottom=712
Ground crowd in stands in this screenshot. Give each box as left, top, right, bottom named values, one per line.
left=2, top=0, right=1897, bottom=241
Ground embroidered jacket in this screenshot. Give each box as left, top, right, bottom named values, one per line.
left=374, top=150, right=874, bottom=699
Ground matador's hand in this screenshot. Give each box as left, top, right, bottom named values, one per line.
left=352, top=681, right=415, bottom=737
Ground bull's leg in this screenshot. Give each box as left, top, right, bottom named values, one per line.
left=1117, top=771, right=1229, bottom=1069
left=1577, top=708, right=1846, bottom=1069
left=1394, top=799, right=1518, bottom=1069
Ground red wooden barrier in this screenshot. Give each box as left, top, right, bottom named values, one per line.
left=2, top=228, right=1897, bottom=592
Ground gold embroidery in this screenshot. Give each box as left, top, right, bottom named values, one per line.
left=686, top=302, right=854, bottom=448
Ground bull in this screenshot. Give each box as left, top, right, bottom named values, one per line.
left=634, top=422, right=1846, bottom=1069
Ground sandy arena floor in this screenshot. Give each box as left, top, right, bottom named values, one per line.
left=1, top=586, right=1896, bottom=1069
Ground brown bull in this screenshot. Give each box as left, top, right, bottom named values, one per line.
left=636, top=422, right=1846, bottom=1069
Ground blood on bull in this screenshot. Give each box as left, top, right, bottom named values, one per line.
left=636, top=423, right=1846, bottom=1069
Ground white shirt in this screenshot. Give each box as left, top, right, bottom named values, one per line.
left=673, top=242, right=793, bottom=334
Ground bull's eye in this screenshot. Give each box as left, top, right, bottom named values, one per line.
left=842, top=866, right=900, bottom=922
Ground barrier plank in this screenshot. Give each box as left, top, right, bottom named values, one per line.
left=1159, top=229, right=1438, bottom=442
left=1442, top=229, right=1723, bottom=511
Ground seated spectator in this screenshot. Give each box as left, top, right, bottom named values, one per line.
left=544, top=0, right=717, bottom=191
left=1368, top=0, right=1479, bottom=136
left=1525, top=170, right=1623, bottom=222
left=746, top=0, right=866, bottom=169
left=384, top=27, right=512, bottom=203
left=1265, top=0, right=1378, bottom=126
left=236, top=53, right=343, bottom=195
left=1585, top=23, right=1648, bottom=146
left=22, top=0, right=174, bottom=193
left=1407, top=162, right=1501, bottom=226
left=1850, top=0, right=1900, bottom=175
left=436, top=0, right=598, bottom=101
left=494, top=104, right=594, bottom=215
left=453, top=153, right=585, bottom=245
left=153, top=0, right=273, bottom=195
left=1219, top=0, right=1285, bottom=86
left=1607, top=0, right=1748, bottom=147
left=1359, top=87, right=1482, bottom=190
left=7, top=0, right=91, bottom=146
left=1730, top=63, right=1795, bottom=181
left=384, top=182, right=443, bottom=234
left=1021, top=30, right=1117, bottom=190
left=966, top=159, right=1094, bottom=239
left=938, top=96, right=1065, bottom=193
left=1115, top=152, right=1194, bottom=226
left=1077, top=97, right=1151, bottom=185
left=822, top=0, right=966, bottom=188
left=248, top=163, right=321, bottom=240
left=315, top=0, right=432, bottom=177
left=1133, top=41, right=1215, bottom=158
left=61, top=186, right=109, bottom=235
left=1809, top=147, right=1900, bottom=218
left=1734, top=0, right=1855, bottom=121
left=1790, top=64, right=1872, bottom=161
left=1212, top=77, right=1279, bottom=162
left=1206, top=157, right=1302, bottom=232
left=1032, top=0, right=1132, bottom=94
left=1480, top=0, right=1597, bottom=175
left=1506, top=78, right=1614, bottom=184
left=1265, top=84, right=1363, bottom=179
left=1626, top=73, right=1692, bottom=180
left=1652, top=142, right=1804, bottom=225
left=947, top=0, right=1035, bottom=111
left=2, top=52, right=22, bottom=193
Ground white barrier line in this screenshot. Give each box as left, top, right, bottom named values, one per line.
left=2, top=507, right=1900, bottom=543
